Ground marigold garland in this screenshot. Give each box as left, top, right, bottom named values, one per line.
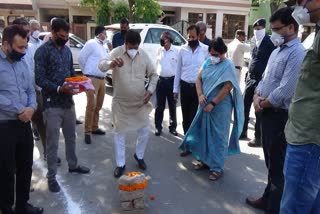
left=118, top=180, right=147, bottom=192
left=65, top=76, right=88, bottom=82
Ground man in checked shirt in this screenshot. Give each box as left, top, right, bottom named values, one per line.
left=245, top=7, right=305, bottom=214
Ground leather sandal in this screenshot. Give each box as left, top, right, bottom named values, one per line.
left=209, top=171, right=223, bottom=181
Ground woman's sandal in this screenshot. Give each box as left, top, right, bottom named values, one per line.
left=193, top=161, right=209, bottom=170
left=209, top=171, right=223, bottom=181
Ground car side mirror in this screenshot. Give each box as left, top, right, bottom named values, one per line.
left=76, top=44, right=82, bottom=48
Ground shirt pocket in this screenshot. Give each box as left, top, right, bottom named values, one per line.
left=271, top=59, right=286, bottom=80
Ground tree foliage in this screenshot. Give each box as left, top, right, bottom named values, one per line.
left=111, top=1, right=130, bottom=23
left=129, top=0, right=163, bottom=23
left=80, top=0, right=111, bottom=25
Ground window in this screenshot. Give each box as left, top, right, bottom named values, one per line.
left=144, top=28, right=186, bottom=46
left=222, top=14, right=245, bottom=39
left=206, top=13, right=216, bottom=39
left=188, top=13, right=203, bottom=25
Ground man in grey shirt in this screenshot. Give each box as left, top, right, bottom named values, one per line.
left=0, top=25, right=43, bottom=214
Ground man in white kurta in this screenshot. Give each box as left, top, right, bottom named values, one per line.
left=227, top=30, right=250, bottom=83
left=99, top=30, right=158, bottom=177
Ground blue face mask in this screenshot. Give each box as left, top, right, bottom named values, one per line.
left=8, top=47, right=25, bottom=62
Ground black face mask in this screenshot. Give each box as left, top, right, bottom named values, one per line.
left=56, top=37, right=68, bottom=47
left=188, top=40, right=199, bottom=48
left=160, top=39, right=165, bottom=47
left=121, top=30, right=127, bottom=36
left=8, top=47, right=25, bottom=62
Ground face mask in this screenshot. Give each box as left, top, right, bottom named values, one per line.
left=188, top=40, right=199, bottom=48
left=56, top=37, right=68, bottom=47
left=160, top=39, right=165, bottom=47
left=210, top=56, right=220, bottom=64
left=254, top=29, right=266, bottom=41
left=32, top=30, right=40, bottom=39
left=98, top=36, right=108, bottom=44
left=270, top=31, right=285, bottom=46
left=292, top=6, right=310, bottom=25
left=121, top=30, right=127, bottom=36
left=127, top=49, right=138, bottom=59
left=8, top=47, right=25, bottom=62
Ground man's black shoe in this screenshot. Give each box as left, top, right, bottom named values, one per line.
left=246, top=197, right=267, bottom=211
left=76, top=119, right=83, bottom=125
left=155, top=129, right=161, bottom=136
left=134, top=153, right=147, bottom=170
left=114, top=166, right=125, bottom=178
left=169, top=129, right=178, bottom=136
left=85, top=134, right=91, bottom=144
left=248, top=138, right=261, bottom=147
left=48, top=179, right=60, bottom=193
left=92, top=128, right=106, bottom=135
left=15, top=203, right=43, bottom=214
left=68, top=165, right=90, bottom=174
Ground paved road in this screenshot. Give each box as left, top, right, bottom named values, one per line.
left=28, top=69, right=267, bottom=214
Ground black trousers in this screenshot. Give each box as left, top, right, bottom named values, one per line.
left=260, top=109, right=288, bottom=214
left=155, top=76, right=177, bottom=131
left=31, top=91, right=46, bottom=157
left=242, top=80, right=261, bottom=140
left=0, top=120, right=34, bottom=214
left=180, top=80, right=199, bottom=134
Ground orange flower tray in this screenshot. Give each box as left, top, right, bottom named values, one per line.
left=65, top=76, right=88, bottom=82
left=118, top=180, right=148, bottom=192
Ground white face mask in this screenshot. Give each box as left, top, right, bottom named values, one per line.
left=210, top=56, right=220, bottom=64
left=254, top=29, right=266, bottom=42
left=270, top=31, right=284, bottom=46
left=32, top=30, right=40, bottom=39
left=127, top=49, right=138, bottom=59
left=292, top=6, right=311, bottom=25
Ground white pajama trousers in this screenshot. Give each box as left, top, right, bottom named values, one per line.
left=114, top=125, right=150, bottom=167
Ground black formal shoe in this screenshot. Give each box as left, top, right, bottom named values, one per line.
left=239, top=132, right=248, bottom=140
left=69, top=165, right=90, bottom=174
left=180, top=150, right=192, bottom=157
left=15, top=203, right=44, bottom=214
left=134, top=153, right=147, bottom=170
left=85, top=134, right=91, bottom=144
left=76, top=119, right=83, bottom=125
left=155, top=129, right=161, bottom=136
left=92, top=128, right=106, bottom=135
left=114, top=166, right=125, bottom=178
left=246, top=197, right=266, bottom=211
left=48, top=179, right=60, bottom=193
left=57, top=157, right=61, bottom=166
left=248, top=138, right=261, bottom=147
left=169, top=129, right=178, bottom=136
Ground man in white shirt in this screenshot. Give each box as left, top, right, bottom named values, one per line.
left=28, top=20, right=43, bottom=50
left=173, top=25, right=209, bottom=156
left=227, top=30, right=250, bottom=83
left=78, top=26, right=110, bottom=144
left=154, top=31, right=179, bottom=136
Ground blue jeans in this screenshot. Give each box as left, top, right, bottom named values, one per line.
left=280, top=143, right=320, bottom=214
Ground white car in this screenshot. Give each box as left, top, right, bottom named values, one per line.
left=38, top=32, right=86, bottom=70
left=302, top=31, right=315, bottom=50
left=105, top=23, right=187, bottom=85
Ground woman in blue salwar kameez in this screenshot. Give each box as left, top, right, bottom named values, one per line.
left=179, top=38, right=244, bottom=181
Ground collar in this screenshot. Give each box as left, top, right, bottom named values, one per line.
left=162, top=44, right=174, bottom=52
left=0, top=49, right=7, bottom=60
left=94, top=37, right=103, bottom=45
left=283, top=37, right=300, bottom=48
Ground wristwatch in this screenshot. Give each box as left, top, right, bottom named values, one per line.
left=211, top=101, right=217, bottom=107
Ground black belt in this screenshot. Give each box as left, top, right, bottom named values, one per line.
left=159, top=76, right=174, bottom=80
left=235, top=66, right=242, bottom=70
left=181, top=79, right=196, bottom=86
left=85, top=75, right=105, bottom=80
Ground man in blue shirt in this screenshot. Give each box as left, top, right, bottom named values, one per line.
left=112, top=18, right=129, bottom=49
left=35, top=18, right=90, bottom=193
left=245, top=7, right=305, bottom=213
left=0, top=25, right=43, bottom=214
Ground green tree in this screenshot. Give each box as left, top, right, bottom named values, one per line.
left=80, top=0, right=111, bottom=25
left=128, top=0, right=163, bottom=23
left=111, top=1, right=130, bottom=23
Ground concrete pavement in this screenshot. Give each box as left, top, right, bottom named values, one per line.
left=27, top=69, right=267, bottom=214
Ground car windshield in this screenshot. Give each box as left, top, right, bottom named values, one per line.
left=71, top=34, right=86, bottom=45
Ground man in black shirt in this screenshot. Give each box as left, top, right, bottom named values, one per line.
left=35, top=18, right=90, bottom=193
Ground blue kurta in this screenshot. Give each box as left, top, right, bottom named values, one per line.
left=179, top=58, right=244, bottom=172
